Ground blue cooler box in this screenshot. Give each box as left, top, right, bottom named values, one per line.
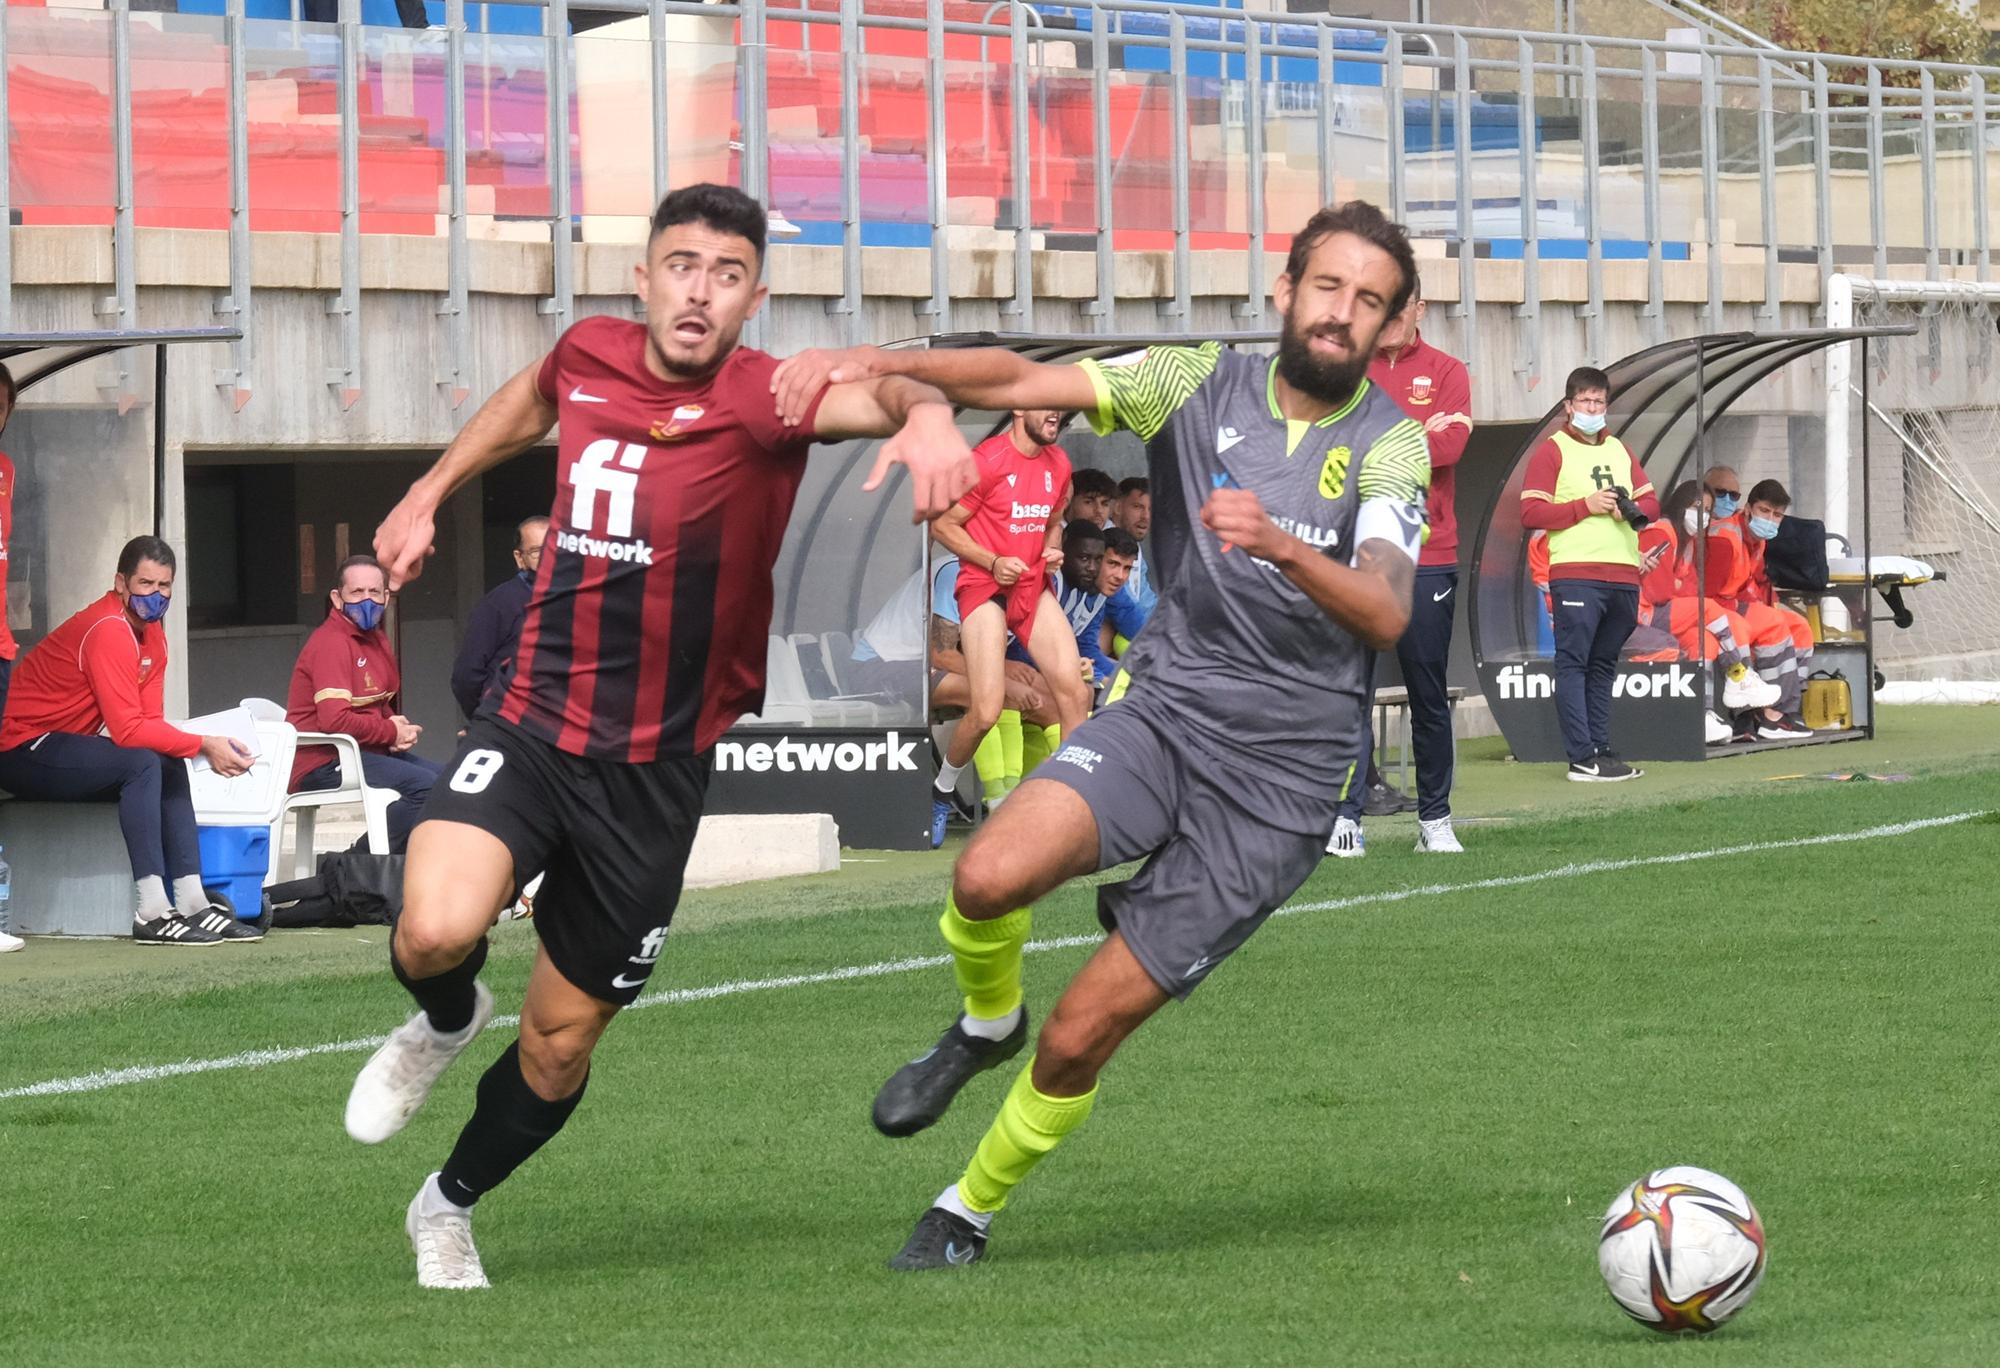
left=198, top=825, right=271, bottom=922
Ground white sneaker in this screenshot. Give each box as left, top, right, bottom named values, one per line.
left=407, top=1174, right=491, bottom=1290
left=1325, top=816, right=1366, bottom=858
left=1415, top=817, right=1463, bottom=853
left=0, top=930, right=23, bottom=953
left=1722, top=672, right=1782, bottom=711
left=345, top=980, right=495, bottom=1144
left=1704, top=711, right=1734, bottom=746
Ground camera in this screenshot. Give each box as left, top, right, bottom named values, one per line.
left=1609, top=485, right=1651, bottom=530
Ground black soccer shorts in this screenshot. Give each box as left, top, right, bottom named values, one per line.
left=420, top=715, right=710, bottom=1006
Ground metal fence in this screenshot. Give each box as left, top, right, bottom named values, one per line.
left=4, top=0, right=1999, bottom=402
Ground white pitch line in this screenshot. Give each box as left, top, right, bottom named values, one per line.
left=0, top=811, right=1982, bottom=1103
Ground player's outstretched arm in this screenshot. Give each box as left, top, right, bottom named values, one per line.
left=1200, top=488, right=1417, bottom=650
left=376, top=361, right=557, bottom=589
left=811, top=374, right=980, bottom=522
left=773, top=346, right=1097, bottom=426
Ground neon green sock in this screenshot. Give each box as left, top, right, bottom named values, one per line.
left=958, top=1060, right=1098, bottom=1213
left=1726, top=662, right=1751, bottom=683
left=1019, top=722, right=1059, bottom=776
left=998, top=709, right=1025, bottom=788
left=972, top=725, right=1008, bottom=804
left=938, top=896, right=1031, bottom=1021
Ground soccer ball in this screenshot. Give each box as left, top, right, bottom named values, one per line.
left=1597, top=1166, right=1766, bottom=1333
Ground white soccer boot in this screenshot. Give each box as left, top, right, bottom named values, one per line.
left=0, top=930, right=23, bottom=953
left=1704, top=711, right=1734, bottom=746
left=1721, top=671, right=1782, bottom=712
left=1415, top=817, right=1463, bottom=853
left=345, top=980, right=495, bottom=1144
left=407, top=1174, right=490, bottom=1290
left=1325, top=816, right=1366, bottom=858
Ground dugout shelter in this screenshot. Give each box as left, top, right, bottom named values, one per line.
left=1468, top=327, right=1914, bottom=764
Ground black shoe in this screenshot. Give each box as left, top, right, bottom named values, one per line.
left=186, top=905, right=264, bottom=942
left=1567, top=755, right=1643, bottom=783
left=872, top=1012, right=1030, bottom=1138
left=133, top=914, right=226, bottom=947
left=1757, top=714, right=1812, bottom=740
left=1360, top=780, right=1410, bottom=818
left=887, top=1205, right=988, bottom=1271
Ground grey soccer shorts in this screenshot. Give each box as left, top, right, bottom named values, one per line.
left=1035, top=694, right=1343, bottom=999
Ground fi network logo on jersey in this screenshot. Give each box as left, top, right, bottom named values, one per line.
left=563, top=438, right=656, bottom=563
left=713, top=732, right=921, bottom=774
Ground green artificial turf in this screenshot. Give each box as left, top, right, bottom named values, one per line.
left=2, top=710, right=1997, bottom=1366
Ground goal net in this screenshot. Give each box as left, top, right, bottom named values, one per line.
left=1831, top=278, right=2000, bottom=693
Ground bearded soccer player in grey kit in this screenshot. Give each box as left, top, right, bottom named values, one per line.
left=772, top=199, right=1431, bottom=1269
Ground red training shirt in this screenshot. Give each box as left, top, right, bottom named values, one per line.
left=502, top=316, right=828, bottom=763
left=286, top=607, right=403, bottom=788
left=956, top=429, right=1071, bottom=570
left=0, top=591, right=195, bottom=756
left=1368, top=330, right=1471, bottom=568
left=0, top=451, right=17, bottom=662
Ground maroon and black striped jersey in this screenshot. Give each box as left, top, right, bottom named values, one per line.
left=495, top=316, right=826, bottom=762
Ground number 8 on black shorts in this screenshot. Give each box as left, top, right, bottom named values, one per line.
left=422, top=714, right=712, bottom=1006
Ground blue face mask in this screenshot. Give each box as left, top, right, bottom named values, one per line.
left=127, top=591, right=169, bottom=623
left=343, top=599, right=385, bottom=632
left=1570, top=410, right=1607, bottom=436
left=1712, top=493, right=1741, bottom=519
left=1748, top=515, right=1781, bottom=541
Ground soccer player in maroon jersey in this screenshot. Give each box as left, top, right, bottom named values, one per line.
left=342, top=184, right=978, bottom=1290
left=926, top=409, right=1092, bottom=846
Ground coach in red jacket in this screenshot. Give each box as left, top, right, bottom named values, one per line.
left=0, top=536, right=259, bottom=944
left=286, top=554, right=441, bottom=851
left=1327, top=276, right=1475, bottom=857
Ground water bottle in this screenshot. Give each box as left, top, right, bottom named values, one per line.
left=0, top=845, right=12, bottom=936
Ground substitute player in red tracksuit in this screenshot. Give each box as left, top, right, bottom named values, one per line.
left=1328, top=276, right=1473, bottom=856
left=285, top=553, right=441, bottom=852
left=0, top=536, right=258, bottom=945
left=926, top=409, right=1093, bottom=847
left=1697, top=464, right=1814, bottom=737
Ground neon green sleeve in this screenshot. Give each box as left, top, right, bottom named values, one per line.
left=1357, top=418, right=1433, bottom=507
left=1075, top=343, right=1223, bottom=441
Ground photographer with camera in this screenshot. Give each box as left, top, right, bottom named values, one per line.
left=1519, top=367, right=1659, bottom=782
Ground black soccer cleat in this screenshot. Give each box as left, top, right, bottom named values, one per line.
left=133, top=913, right=225, bottom=947
left=186, top=905, right=264, bottom=943
left=872, top=1012, right=1029, bottom=1138
left=887, top=1205, right=988, bottom=1271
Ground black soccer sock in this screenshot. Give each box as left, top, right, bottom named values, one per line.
left=391, top=934, right=489, bottom=1035
left=436, top=1040, right=589, bottom=1208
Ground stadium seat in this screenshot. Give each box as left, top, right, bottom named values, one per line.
left=236, top=697, right=395, bottom=880
left=785, top=632, right=891, bottom=725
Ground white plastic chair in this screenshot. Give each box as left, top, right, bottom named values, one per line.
left=236, top=697, right=395, bottom=880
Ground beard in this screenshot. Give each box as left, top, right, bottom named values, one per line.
left=1275, top=311, right=1371, bottom=406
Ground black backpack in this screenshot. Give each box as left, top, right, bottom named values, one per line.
left=1764, top=516, right=1830, bottom=592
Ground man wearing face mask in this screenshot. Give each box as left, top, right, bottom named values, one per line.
left=286, top=554, right=442, bottom=852
left=0, top=535, right=260, bottom=944
left=450, top=515, right=550, bottom=721
left=1519, top=367, right=1659, bottom=781
left=1698, top=466, right=1814, bottom=737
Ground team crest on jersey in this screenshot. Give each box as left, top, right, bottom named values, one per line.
left=649, top=404, right=705, bottom=442
left=1044, top=470, right=1053, bottom=492
left=1408, top=376, right=1435, bottom=406
left=1318, top=446, right=1353, bottom=500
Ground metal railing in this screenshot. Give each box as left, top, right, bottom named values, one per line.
left=4, top=0, right=1999, bottom=405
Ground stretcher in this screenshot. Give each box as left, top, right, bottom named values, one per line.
left=1826, top=555, right=1943, bottom=631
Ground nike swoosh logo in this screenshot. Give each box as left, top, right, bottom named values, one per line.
left=1433, top=587, right=1453, bottom=601
left=945, top=1242, right=976, bottom=1265
left=610, top=972, right=649, bottom=989
left=569, top=386, right=609, bottom=404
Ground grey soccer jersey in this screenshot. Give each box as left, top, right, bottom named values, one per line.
left=1077, top=342, right=1431, bottom=816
